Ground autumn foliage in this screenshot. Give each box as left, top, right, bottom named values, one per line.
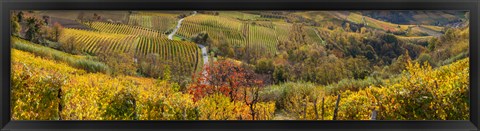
left=189, top=60, right=263, bottom=101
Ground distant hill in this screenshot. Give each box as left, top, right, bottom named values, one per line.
left=359, top=11, right=468, bottom=26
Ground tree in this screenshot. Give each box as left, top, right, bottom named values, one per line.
left=255, top=57, right=274, bottom=74
left=191, top=31, right=209, bottom=44
left=188, top=60, right=265, bottom=120
left=11, top=15, right=21, bottom=36
left=273, top=64, right=289, bottom=83
left=52, top=22, right=64, bottom=42
left=220, top=41, right=235, bottom=58
left=25, top=17, right=44, bottom=43
left=42, top=16, right=50, bottom=26
left=189, top=60, right=263, bottom=101
left=60, top=37, right=81, bottom=54
left=17, top=11, right=24, bottom=22
left=427, top=37, right=438, bottom=51
left=97, top=42, right=136, bottom=76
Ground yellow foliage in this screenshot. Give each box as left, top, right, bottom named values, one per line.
left=196, top=93, right=250, bottom=120
left=319, top=58, right=469, bottom=120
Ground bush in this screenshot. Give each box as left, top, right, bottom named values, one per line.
left=60, top=37, right=82, bottom=55
left=103, top=89, right=137, bottom=120
left=196, top=93, right=250, bottom=120
left=260, top=82, right=324, bottom=119
left=253, top=102, right=276, bottom=120
left=11, top=15, right=21, bottom=36
left=325, top=77, right=383, bottom=94
left=416, top=53, right=437, bottom=67
left=96, top=43, right=136, bottom=76
left=255, top=57, right=274, bottom=74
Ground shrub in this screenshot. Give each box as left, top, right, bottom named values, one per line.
left=59, top=37, right=82, bottom=55
left=325, top=77, right=383, bottom=94
left=196, top=93, right=250, bottom=120
left=103, top=89, right=138, bottom=120
left=260, top=82, right=324, bottom=119
left=255, top=57, right=274, bottom=74
left=11, top=15, right=21, bottom=36
left=96, top=43, right=136, bottom=76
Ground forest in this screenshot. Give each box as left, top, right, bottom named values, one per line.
left=10, top=10, right=469, bottom=120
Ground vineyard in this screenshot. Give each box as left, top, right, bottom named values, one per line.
left=11, top=47, right=469, bottom=120
left=58, top=28, right=202, bottom=73
left=10, top=10, right=470, bottom=121
left=128, top=13, right=178, bottom=33
left=11, top=49, right=275, bottom=120
left=177, top=14, right=245, bottom=44
left=89, top=21, right=164, bottom=38
left=178, top=14, right=293, bottom=57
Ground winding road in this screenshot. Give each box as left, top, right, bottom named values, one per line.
left=168, top=18, right=185, bottom=40
left=167, top=11, right=209, bottom=79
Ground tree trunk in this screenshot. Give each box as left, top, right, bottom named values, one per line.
left=314, top=98, right=319, bottom=120
left=333, top=94, right=341, bottom=120
left=321, top=97, right=325, bottom=120
left=58, top=87, right=62, bottom=120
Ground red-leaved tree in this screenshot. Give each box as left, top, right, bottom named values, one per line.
left=189, top=60, right=263, bottom=102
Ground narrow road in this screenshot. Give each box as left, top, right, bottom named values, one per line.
left=167, top=11, right=208, bottom=79
left=168, top=18, right=185, bottom=40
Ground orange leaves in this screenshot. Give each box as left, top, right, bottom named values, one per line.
left=188, top=60, right=264, bottom=101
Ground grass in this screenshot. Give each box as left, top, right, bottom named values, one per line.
left=11, top=37, right=110, bottom=73
left=173, top=35, right=184, bottom=41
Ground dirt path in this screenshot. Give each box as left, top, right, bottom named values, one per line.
left=167, top=11, right=208, bottom=81
left=167, top=18, right=185, bottom=40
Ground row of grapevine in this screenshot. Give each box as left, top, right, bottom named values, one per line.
left=89, top=22, right=164, bottom=38
left=59, top=28, right=202, bottom=73
left=177, top=14, right=246, bottom=46
left=128, top=13, right=178, bottom=33
left=178, top=14, right=281, bottom=57
left=135, top=36, right=200, bottom=71
left=59, top=28, right=138, bottom=54
left=247, top=24, right=278, bottom=57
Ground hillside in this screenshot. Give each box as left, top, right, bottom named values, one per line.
left=10, top=10, right=470, bottom=120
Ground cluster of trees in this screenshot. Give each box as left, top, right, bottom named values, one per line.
left=12, top=11, right=64, bottom=46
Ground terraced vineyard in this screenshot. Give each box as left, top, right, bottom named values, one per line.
left=59, top=28, right=202, bottom=73
left=59, top=28, right=138, bottom=54
left=89, top=22, right=164, bottom=38
left=245, top=23, right=277, bottom=56
left=178, top=14, right=285, bottom=57
left=128, top=13, right=178, bottom=33
left=273, top=22, right=292, bottom=42
left=177, top=14, right=245, bottom=46
left=135, top=36, right=201, bottom=69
